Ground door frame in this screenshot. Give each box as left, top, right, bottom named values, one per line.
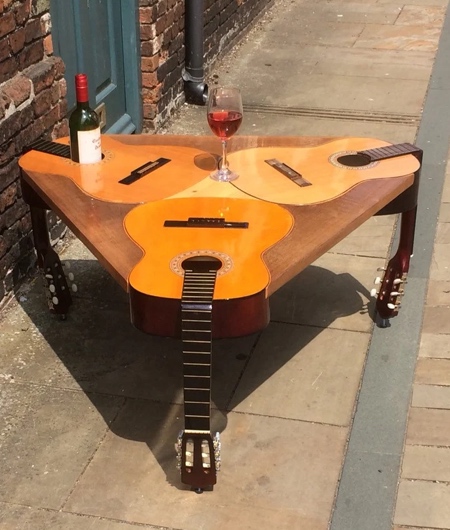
left=50, top=0, right=142, bottom=133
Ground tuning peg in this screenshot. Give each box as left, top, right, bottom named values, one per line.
left=52, top=296, right=59, bottom=305
left=390, top=291, right=401, bottom=297
left=71, top=284, right=78, bottom=292
left=370, top=288, right=378, bottom=298
left=387, top=302, right=401, bottom=310
left=393, top=279, right=403, bottom=286
left=374, top=277, right=382, bottom=285
left=49, top=284, right=56, bottom=293
left=377, top=267, right=386, bottom=272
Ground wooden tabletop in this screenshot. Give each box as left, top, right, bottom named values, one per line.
left=19, top=134, right=415, bottom=295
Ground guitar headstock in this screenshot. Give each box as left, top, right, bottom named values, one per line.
left=176, top=431, right=221, bottom=490
left=41, top=249, right=73, bottom=317
left=372, top=252, right=408, bottom=324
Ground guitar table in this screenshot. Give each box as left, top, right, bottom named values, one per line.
left=19, top=134, right=422, bottom=490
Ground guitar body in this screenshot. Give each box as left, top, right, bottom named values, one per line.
left=124, top=197, right=294, bottom=338
left=228, top=138, right=421, bottom=205
left=19, top=136, right=213, bottom=204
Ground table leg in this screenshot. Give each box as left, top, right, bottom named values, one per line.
left=373, top=206, right=417, bottom=326
left=26, top=198, right=73, bottom=318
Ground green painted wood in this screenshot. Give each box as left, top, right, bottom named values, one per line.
left=50, top=0, right=142, bottom=133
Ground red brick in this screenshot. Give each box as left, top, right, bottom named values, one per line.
left=8, top=26, right=26, bottom=53
left=18, top=39, right=44, bottom=70
left=14, top=0, right=32, bottom=24
left=141, top=71, right=158, bottom=88
left=2, top=74, right=32, bottom=106
left=51, top=119, right=69, bottom=139
left=0, top=56, right=17, bottom=83
left=0, top=181, right=18, bottom=214
left=24, top=17, right=41, bottom=42
left=43, top=33, right=52, bottom=54
left=141, top=55, right=159, bottom=72
left=0, top=159, right=20, bottom=192
left=0, top=104, right=34, bottom=145
left=0, top=35, right=11, bottom=60
left=139, top=6, right=156, bottom=23
left=0, top=10, right=15, bottom=38
left=0, top=141, right=15, bottom=165
left=32, top=85, right=52, bottom=116
left=12, top=117, right=45, bottom=154
left=24, top=56, right=60, bottom=93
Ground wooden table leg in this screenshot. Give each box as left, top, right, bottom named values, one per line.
left=374, top=206, right=417, bottom=326
left=21, top=178, right=73, bottom=317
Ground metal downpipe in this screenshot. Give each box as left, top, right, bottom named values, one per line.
left=183, top=0, right=208, bottom=105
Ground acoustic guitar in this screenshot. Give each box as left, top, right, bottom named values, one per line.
left=124, top=196, right=293, bottom=490
left=228, top=138, right=421, bottom=205
left=19, top=136, right=214, bottom=204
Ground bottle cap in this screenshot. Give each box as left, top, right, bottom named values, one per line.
left=75, top=73, right=89, bottom=102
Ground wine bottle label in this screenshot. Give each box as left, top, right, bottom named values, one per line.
left=77, top=128, right=102, bottom=164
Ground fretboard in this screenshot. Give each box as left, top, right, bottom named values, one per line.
left=181, top=269, right=217, bottom=433
left=358, top=142, right=421, bottom=162
left=26, top=138, right=71, bottom=159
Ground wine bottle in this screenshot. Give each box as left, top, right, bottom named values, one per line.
left=69, top=74, right=102, bottom=164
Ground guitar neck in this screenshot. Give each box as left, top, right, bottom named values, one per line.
left=359, top=142, right=421, bottom=162
left=181, top=269, right=217, bottom=433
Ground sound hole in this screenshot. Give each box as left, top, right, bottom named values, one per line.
left=182, top=256, right=222, bottom=273
left=336, top=153, right=372, bottom=167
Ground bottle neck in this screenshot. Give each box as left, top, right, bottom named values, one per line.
left=76, top=100, right=90, bottom=108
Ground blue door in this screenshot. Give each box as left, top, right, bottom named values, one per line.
left=50, top=0, right=141, bottom=133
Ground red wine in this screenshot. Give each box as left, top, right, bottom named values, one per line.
left=69, top=74, right=102, bottom=164
left=207, top=110, right=243, bottom=139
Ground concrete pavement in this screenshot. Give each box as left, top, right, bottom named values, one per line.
left=1, top=0, right=450, bottom=528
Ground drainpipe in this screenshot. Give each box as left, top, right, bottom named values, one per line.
left=183, top=0, right=208, bottom=105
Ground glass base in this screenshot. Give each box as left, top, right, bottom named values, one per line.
left=209, top=168, right=239, bottom=182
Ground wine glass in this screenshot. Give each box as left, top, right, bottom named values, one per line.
left=207, top=86, right=243, bottom=182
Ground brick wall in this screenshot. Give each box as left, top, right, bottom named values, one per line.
left=0, top=0, right=68, bottom=304
left=140, top=0, right=273, bottom=131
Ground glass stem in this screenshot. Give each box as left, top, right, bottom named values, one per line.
left=220, top=140, right=229, bottom=172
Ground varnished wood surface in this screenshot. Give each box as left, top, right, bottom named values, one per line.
left=228, top=139, right=420, bottom=205
left=125, top=197, right=294, bottom=300
left=20, top=136, right=213, bottom=203
left=19, top=135, right=415, bottom=295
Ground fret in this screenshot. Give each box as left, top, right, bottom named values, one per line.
left=184, top=389, right=210, bottom=402
left=183, top=376, right=211, bottom=389
left=183, top=353, right=211, bottom=364
left=184, top=403, right=210, bottom=416
left=185, top=417, right=210, bottom=431
left=184, top=364, right=211, bottom=377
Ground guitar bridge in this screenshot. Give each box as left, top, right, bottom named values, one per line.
left=164, top=217, right=249, bottom=229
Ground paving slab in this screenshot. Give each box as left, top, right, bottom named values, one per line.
left=269, top=252, right=378, bottom=332
left=229, top=323, right=368, bottom=425
left=396, top=5, right=446, bottom=26
left=419, top=332, right=450, bottom=358
left=422, top=304, right=450, bottom=333
left=413, top=383, right=450, bottom=408
left=406, top=407, right=450, bottom=446
left=402, top=445, right=450, bottom=481
left=64, top=401, right=346, bottom=530
left=0, top=382, right=123, bottom=509
left=258, top=46, right=435, bottom=81
left=0, top=503, right=165, bottom=530
left=415, top=357, right=450, bottom=385
left=354, top=24, right=441, bottom=52
left=395, top=479, right=450, bottom=529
